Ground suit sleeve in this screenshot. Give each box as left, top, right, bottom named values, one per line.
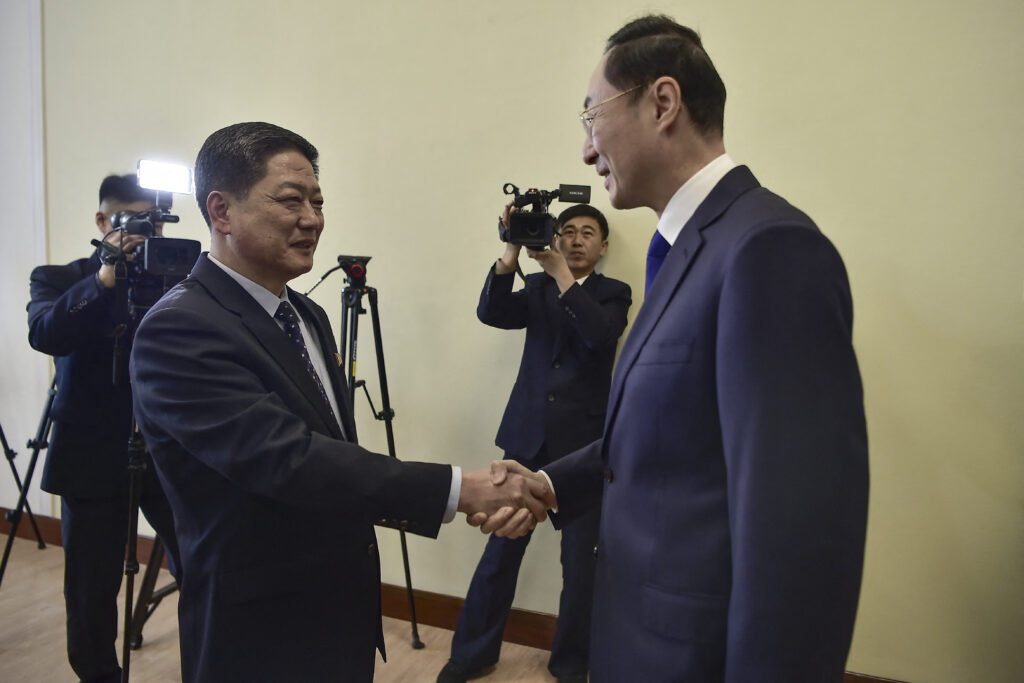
left=130, top=300, right=452, bottom=535
left=477, top=266, right=528, bottom=329
left=716, top=225, right=869, bottom=681
left=557, top=278, right=632, bottom=350
left=542, top=437, right=607, bottom=529
left=27, top=263, right=114, bottom=356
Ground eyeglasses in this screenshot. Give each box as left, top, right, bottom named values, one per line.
left=579, top=84, right=644, bottom=132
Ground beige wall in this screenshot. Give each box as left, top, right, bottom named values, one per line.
left=15, top=0, right=1024, bottom=680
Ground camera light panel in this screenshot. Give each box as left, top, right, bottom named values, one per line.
left=138, top=159, right=194, bottom=195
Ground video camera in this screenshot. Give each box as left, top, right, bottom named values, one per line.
left=107, top=208, right=199, bottom=279
left=500, top=182, right=591, bottom=250
left=93, top=160, right=202, bottom=317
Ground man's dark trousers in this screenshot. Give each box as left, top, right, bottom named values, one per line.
left=59, top=452, right=179, bottom=683
left=449, top=448, right=599, bottom=676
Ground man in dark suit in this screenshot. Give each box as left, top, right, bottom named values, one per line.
left=489, top=15, right=870, bottom=682
left=129, top=121, right=548, bottom=683
left=439, top=205, right=631, bottom=683
left=26, top=174, right=182, bottom=683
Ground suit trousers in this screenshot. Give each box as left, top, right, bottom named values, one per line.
left=450, top=470, right=600, bottom=676
left=60, top=454, right=180, bottom=683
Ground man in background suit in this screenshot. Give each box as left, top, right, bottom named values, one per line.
left=490, top=15, right=870, bottom=682
left=27, top=174, right=182, bottom=683
left=439, top=205, right=631, bottom=683
left=129, top=121, right=547, bottom=682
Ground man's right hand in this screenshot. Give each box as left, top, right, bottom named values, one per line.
left=464, top=460, right=557, bottom=538
left=495, top=202, right=522, bottom=275
left=458, top=460, right=553, bottom=538
left=97, top=231, right=146, bottom=288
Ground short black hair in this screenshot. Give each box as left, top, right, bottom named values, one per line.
left=194, top=122, right=319, bottom=227
left=556, top=204, right=609, bottom=240
left=98, top=174, right=168, bottom=208
left=604, top=15, right=726, bottom=137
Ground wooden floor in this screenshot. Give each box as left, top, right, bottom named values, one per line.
left=0, top=535, right=558, bottom=682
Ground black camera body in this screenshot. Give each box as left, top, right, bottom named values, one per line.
left=103, top=209, right=201, bottom=314
left=500, top=183, right=591, bottom=250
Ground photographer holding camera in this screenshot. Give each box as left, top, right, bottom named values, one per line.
left=438, top=203, right=631, bottom=683
left=26, top=174, right=182, bottom=683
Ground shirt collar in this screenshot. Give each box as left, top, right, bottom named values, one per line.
left=207, top=253, right=292, bottom=316
left=657, top=153, right=736, bottom=246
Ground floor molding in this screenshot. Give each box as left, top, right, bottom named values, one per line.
left=3, top=508, right=905, bottom=682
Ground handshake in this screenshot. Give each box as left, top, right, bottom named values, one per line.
left=457, top=461, right=557, bottom=539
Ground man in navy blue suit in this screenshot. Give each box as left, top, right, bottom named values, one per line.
left=487, top=15, right=870, bottom=682
left=439, top=205, right=631, bottom=683
left=27, top=174, right=182, bottom=683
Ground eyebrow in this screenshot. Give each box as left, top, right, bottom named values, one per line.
left=273, top=181, right=321, bottom=195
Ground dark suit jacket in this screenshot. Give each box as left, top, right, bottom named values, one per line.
left=27, top=252, right=134, bottom=496
left=130, top=253, right=453, bottom=682
left=478, top=268, right=631, bottom=464
left=545, top=167, right=869, bottom=682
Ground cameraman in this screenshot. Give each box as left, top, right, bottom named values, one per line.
left=439, top=204, right=631, bottom=683
left=26, top=174, right=182, bottom=683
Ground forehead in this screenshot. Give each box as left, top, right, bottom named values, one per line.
left=584, top=53, right=614, bottom=107
left=104, top=198, right=156, bottom=213
left=561, top=216, right=600, bottom=231
left=258, top=149, right=320, bottom=191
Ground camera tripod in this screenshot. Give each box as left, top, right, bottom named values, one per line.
left=306, top=255, right=425, bottom=650
left=110, top=257, right=179, bottom=683
left=0, top=380, right=54, bottom=589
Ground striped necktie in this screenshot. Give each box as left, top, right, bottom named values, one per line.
left=274, top=301, right=339, bottom=427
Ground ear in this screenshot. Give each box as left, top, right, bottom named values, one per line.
left=650, top=75, right=684, bottom=132
left=206, top=191, right=231, bottom=235
left=95, top=211, right=109, bottom=234
left=599, top=239, right=608, bottom=258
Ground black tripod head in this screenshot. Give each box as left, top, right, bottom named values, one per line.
left=338, top=255, right=371, bottom=289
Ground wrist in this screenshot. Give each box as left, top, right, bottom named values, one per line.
left=97, top=265, right=117, bottom=289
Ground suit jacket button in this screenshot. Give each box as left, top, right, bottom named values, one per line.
left=547, top=393, right=555, bottom=402
left=604, top=467, right=614, bottom=482
left=593, top=544, right=599, bottom=559
left=552, top=361, right=561, bottom=369
left=367, top=543, right=377, bottom=556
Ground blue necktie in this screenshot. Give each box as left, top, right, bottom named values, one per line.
left=645, top=230, right=671, bottom=294
left=275, top=301, right=339, bottom=427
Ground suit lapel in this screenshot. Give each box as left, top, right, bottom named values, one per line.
left=604, top=166, right=762, bottom=439
left=189, top=255, right=346, bottom=440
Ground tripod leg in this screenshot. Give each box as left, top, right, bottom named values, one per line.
left=399, top=529, right=425, bottom=649
left=0, top=390, right=54, bottom=588
left=3, top=459, right=47, bottom=549
left=129, top=538, right=164, bottom=649
left=365, top=288, right=423, bottom=648
left=120, top=428, right=146, bottom=683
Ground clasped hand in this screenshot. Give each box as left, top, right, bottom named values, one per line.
left=458, top=460, right=557, bottom=538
